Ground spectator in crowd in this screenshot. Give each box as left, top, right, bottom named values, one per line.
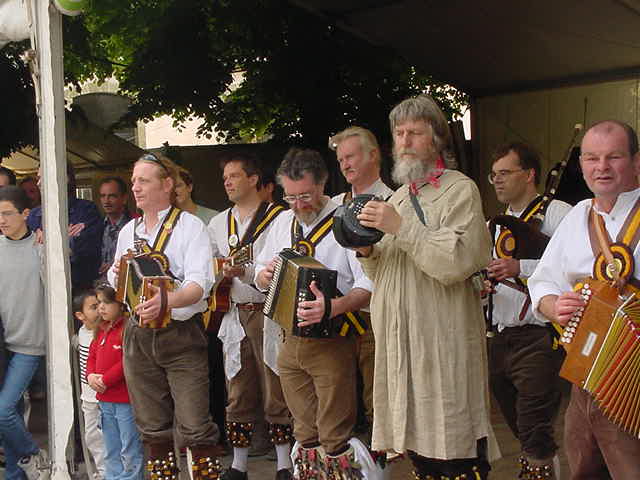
left=97, top=177, right=131, bottom=278
left=28, top=163, right=104, bottom=291
left=19, top=177, right=41, bottom=208
left=73, top=290, right=106, bottom=480
left=0, top=186, right=49, bottom=480
left=0, top=166, right=17, bottom=187
left=87, top=284, right=143, bottom=480
left=175, top=168, right=218, bottom=225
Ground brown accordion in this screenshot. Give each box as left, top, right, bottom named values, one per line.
left=560, top=278, right=640, bottom=437
left=263, top=249, right=338, bottom=338
left=115, top=249, right=174, bottom=329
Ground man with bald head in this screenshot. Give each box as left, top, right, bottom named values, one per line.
left=530, top=120, right=640, bottom=478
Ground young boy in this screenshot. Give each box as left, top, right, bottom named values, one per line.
left=87, top=284, right=143, bottom=480
left=73, top=290, right=106, bottom=480
left=0, top=186, right=48, bottom=480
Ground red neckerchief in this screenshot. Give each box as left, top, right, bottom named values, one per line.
left=409, top=157, right=445, bottom=195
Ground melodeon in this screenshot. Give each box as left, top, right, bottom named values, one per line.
left=263, top=249, right=338, bottom=338
left=560, top=278, right=640, bottom=437
left=115, top=249, right=174, bottom=329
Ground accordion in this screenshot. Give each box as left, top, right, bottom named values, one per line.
left=560, top=278, right=640, bottom=437
left=263, top=249, right=338, bottom=338
left=115, top=249, right=174, bottom=329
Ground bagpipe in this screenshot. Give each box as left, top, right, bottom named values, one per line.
left=489, top=124, right=583, bottom=261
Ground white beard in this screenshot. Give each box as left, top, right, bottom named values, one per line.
left=392, top=156, right=432, bottom=185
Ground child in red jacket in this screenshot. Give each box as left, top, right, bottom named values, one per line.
left=87, top=284, right=143, bottom=480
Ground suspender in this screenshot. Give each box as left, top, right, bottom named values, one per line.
left=290, top=210, right=336, bottom=257
left=226, top=202, right=286, bottom=254
left=588, top=196, right=640, bottom=290
left=133, top=207, right=182, bottom=277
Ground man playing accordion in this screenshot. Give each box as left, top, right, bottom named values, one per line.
left=255, top=148, right=378, bottom=479
left=531, top=120, right=640, bottom=478
left=108, top=153, right=222, bottom=480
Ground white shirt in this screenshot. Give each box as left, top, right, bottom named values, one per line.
left=331, top=178, right=395, bottom=205
left=492, top=199, right=572, bottom=330
left=255, top=198, right=373, bottom=296
left=208, top=205, right=273, bottom=304
left=530, top=188, right=640, bottom=321
left=108, top=206, right=213, bottom=321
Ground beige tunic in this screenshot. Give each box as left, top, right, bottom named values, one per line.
left=359, top=170, right=492, bottom=460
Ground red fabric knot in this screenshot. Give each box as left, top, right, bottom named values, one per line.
left=409, top=157, right=445, bottom=194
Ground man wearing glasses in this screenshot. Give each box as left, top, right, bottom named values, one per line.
left=487, top=142, right=570, bottom=479
left=255, top=148, right=377, bottom=478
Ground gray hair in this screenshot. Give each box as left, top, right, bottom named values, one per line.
left=329, top=126, right=381, bottom=165
left=277, top=147, right=328, bottom=186
left=389, top=94, right=452, bottom=157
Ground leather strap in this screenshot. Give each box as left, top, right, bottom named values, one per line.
left=591, top=208, right=620, bottom=284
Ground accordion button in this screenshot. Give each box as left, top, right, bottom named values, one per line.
left=584, top=283, right=590, bottom=289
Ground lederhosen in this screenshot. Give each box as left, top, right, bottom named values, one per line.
left=221, top=203, right=293, bottom=449
left=127, top=207, right=225, bottom=480
left=290, top=211, right=367, bottom=337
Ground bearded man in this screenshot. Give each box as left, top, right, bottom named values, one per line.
left=355, top=95, right=494, bottom=479
left=255, top=148, right=379, bottom=479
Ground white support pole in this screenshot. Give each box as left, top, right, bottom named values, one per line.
left=34, top=1, right=74, bottom=479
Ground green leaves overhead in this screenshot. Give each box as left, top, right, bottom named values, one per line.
left=1, top=0, right=468, bottom=157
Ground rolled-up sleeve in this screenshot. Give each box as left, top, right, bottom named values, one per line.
left=180, top=217, right=214, bottom=300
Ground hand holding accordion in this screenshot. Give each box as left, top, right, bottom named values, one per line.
left=115, top=249, right=174, bottom=329
left=560, top=278, right=640, bottom=438
left=263, top=249, right=338, bottom=338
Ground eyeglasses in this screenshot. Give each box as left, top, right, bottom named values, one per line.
left=282, top=193, right=313, bottom=205
left=139, top=153, right=170, bottom=174
left=0, top=210, right=20, bottom=219
left=488, top=169, right=526, bottom=184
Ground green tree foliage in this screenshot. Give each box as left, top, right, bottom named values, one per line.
left=1, top=0, right=468, bottom=158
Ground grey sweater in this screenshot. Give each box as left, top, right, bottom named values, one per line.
left=0, top=233, right=46, bottom=355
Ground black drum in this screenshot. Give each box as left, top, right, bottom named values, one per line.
left=333, top=194, right=384, bottom=248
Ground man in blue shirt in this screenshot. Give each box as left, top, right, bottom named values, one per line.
left=27, top=163, right=103, bottom=291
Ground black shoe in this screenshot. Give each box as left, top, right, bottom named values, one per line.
left=275, top=469, right=293, bottom=480
left=221, top=468, right=248, bottom=480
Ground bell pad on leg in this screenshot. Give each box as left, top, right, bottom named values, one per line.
left=225, top=422, right=254, bottom=448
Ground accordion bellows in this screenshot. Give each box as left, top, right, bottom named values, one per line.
left=561, top=278, right=640, bottom=438
left=263, top=249, right=338, bottom=338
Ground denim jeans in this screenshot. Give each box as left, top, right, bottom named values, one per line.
left=0, top=352, right=43, bottom=480
left=99, top=402, right=143, bottom=480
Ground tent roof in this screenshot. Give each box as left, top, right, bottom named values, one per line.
left=2, top=111, right=144, bottom=175
left=291, top=0, right=640, bottom=96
